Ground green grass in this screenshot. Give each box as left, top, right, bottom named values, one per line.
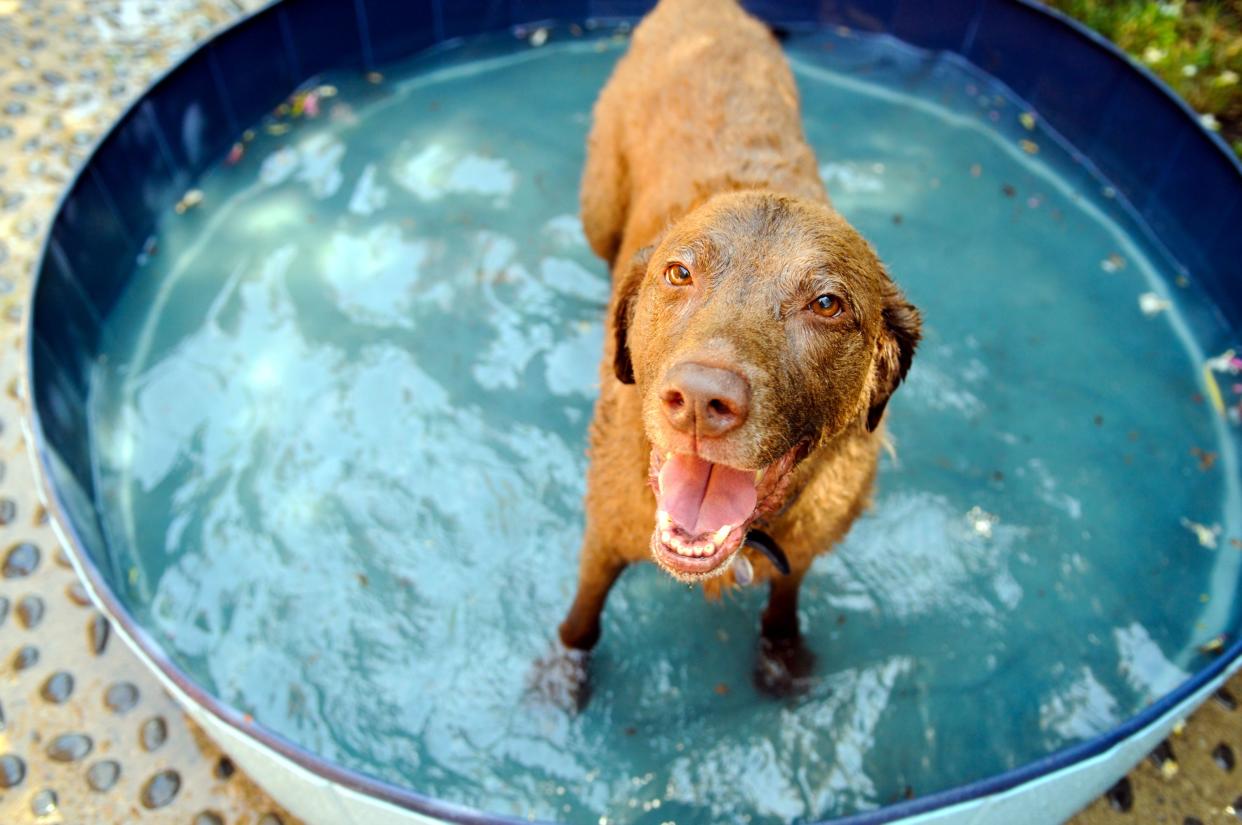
left=1045, top=0, right=1242, bottom=156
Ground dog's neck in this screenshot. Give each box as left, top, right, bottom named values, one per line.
left=765, top=416, right=883, bottom=524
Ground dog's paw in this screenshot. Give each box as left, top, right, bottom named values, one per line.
left=529, top=643, right=593, bottom=712
left=753, top=635, right=817, bottom=698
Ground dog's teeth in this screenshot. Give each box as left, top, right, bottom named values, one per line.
left=713, top=525, right=732, bottom=545
left=701, top=541, right=715, bottom=556
left=661, top=530, right=672, bottom=545
left=657, top=510, right=672, bottom=529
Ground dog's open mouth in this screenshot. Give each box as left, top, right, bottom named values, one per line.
left=648, top=443, right=804, bottom=581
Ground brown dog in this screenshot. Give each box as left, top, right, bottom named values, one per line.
left=557, top=0, right=921, bottom=690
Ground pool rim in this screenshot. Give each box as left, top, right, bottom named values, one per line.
left=23, top=0, right=1242, bottom=822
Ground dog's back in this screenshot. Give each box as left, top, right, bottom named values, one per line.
left=580, top=0, right=826, bottom=270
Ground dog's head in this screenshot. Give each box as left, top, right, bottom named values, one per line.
left=612, top=191, right=921, bottom=582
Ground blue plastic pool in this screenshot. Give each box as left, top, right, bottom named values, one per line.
left=28, top=2, right=1242, bottom=824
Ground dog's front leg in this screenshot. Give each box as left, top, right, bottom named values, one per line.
left=559, top=541, right=628, bottom=651
left=760, top=565, right=806, bottom=642
left=530, top=539, right=626, bottom=712
left=755, top=562, right=817, bottom=697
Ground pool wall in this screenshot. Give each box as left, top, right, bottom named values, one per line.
left=26, top=0, right=1242, bottom=823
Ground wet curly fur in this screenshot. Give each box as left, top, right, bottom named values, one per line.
left=556, top=0, right=921, bottom=684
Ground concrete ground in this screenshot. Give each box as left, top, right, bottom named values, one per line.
left=0, top=1, right=1236, bottom=823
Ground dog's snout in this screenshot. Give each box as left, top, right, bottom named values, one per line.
left=660, top=362, right=750, bottom=437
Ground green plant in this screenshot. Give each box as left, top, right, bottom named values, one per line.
left=1045, top=0, right=1242, bottom=155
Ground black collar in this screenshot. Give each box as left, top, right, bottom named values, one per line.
left=743, top=529, right=791, bottom=576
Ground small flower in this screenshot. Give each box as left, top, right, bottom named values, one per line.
left=1200, top=113, right=1221, bottom=131
left=1143, top=46, right=1167, bottom=64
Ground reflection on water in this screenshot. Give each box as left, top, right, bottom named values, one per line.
left=89, top=28, right=1238, bottom=823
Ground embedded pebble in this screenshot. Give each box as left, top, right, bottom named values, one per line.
left=86, top=759, right=120, bottom=792
left=0, top=497, right=15, bottom=524
left=3, top=542, right=39, bottom=576
left=13, top=644, right=39, bottom=671
left=31, top=788, right=57, bottom=816
left=194, top=813, right=225, bottom=825
left=16, top=594, right=44, bottom=628
left=1106, top=777, right=1133, bottom=811
left=105, top=681, right=139, bottom=714
left=140, top=769, right=181, bottom=808
left=140, top=716, right=168, bottom=751
left=215, top=756, right=235, bottom=779
left=47, top=733, right=92, bottom=763
left=89, top=612, right=110, bottom=654
left=66, top=581, right=90, bottom=606
left=1214, top=742, right=1235, bottom=771
left=0, top=754, right=25, bottom=788
left=40, top=671, right=74, bottom=704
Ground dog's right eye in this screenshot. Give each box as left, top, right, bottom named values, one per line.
left=664, top=263, right=692, bottom=287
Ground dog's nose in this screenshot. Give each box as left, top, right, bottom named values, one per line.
left=660, top=362, right=750, bottom=437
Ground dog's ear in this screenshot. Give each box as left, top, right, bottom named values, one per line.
left=613, top=246, right=653, bottom=385
left=866, top=281, right=921, bottom=431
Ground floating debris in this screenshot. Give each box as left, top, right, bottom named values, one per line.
left=965, top=506, right=998, bottom=539
left=265, top=122, right=290, bottom=136
left=1190, top=446, right=1218, bottom=471
left=1019, top=112, right=1036, bottom=130
left=316, top=84, right=338, bottom=98
left=1203, top=365, right=1227, bottom=416
left=173, top=188, right=203, bottom=214
left=969, top=163, right=981, bottom=177
left=366, top=71, right=384, bottom=84
left=1001, top=183, right=1016, bottom=197
left=291, top=90, right=320, bottom=118
left=1205, top=349, right=1242, bottom=374
left=1199, top=634, right=1228, bottom=656
left=1138, top=292, right=1171, bottom=316
left=1100, top=253, right=1126, bottom=272
left=1019, top=139, right=1039, bottom=155
left=530, top=27, right=549, bottom=47
left=1180, top=517, right=1221, bottom=549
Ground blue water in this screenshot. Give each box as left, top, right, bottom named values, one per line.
left=87, top=27, right=1241, bottom=823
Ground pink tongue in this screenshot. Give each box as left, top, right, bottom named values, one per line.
left=657, top=454, right=758, bottom=536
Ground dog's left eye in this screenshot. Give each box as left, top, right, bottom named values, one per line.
left=810, top=294, right=844, bottom=318
left=664, top=263, right=693, bottom=286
